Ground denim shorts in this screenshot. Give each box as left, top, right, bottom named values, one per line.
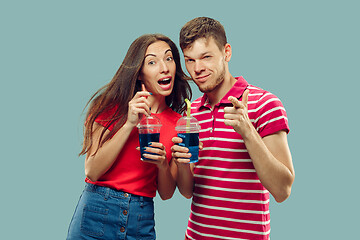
left=67, top=183, right=155, bottom=240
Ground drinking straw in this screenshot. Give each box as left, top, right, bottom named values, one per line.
left=185, top=99, right=191, bottom=133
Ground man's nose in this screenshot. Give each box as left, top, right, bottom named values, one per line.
left=194, top=61, right=204, bottom=74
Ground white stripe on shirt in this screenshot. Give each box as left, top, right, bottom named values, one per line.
left=194, top=174, right=260, bottom=183
left=195, top=165, right=256, bottom=172
left=188, top=218, right=271, bottom=235
left=193, top=193, right=269, bottom=204
left=192, top=201, right=270, bottom=215
left=194, top=184, right=269, bottom=194
left=197, top=156, right=252, bottom=162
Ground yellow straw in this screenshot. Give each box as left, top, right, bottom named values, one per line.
left=185, top=99, right=191, bottom=117
left=185, top=99, right=191, bottom=133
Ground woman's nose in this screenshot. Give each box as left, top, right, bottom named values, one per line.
left=160, top=61, right=169, bottom=73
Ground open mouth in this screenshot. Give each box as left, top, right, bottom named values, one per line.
left=158, top=77, right=172, bottom=85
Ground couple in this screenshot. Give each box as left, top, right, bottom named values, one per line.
left=67, top=17, right=295, bottom=240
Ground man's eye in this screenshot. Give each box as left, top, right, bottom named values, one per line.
left=186, top=59, right=194, bottom=63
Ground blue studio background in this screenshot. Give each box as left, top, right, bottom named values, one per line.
left=1, top=0, right=359, bottom=239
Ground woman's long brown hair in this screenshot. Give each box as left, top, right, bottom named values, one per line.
left=79, top=34, right=192, bottom=156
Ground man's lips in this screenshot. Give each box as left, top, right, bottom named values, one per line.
left=195, top=74, right=210, bottom=82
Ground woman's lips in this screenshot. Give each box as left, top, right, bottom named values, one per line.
left=158, top=77, right=171, bottom=85
left=158, top=77, right=172, bottom=90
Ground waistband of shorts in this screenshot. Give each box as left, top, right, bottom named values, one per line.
left=84, top=182, right=153, bottom=202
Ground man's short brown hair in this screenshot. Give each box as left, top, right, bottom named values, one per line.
left=179, top=17, right=227, bottom=51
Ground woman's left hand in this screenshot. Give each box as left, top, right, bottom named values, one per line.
left=138, top=142, right=168, bottom=169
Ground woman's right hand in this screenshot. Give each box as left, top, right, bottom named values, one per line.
left=127, top=91, right=152, bottom=127
left=85, top=90, right=151, bottom=182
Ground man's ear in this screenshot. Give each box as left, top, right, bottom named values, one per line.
left=224, top=43, right=232, bottom=62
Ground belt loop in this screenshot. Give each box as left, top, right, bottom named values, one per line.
left=104, top=187, right=110, bottom=201
left=140, top=196, right=144, bottom=207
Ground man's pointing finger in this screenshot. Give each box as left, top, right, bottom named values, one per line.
left=228, top=96, right=241, bottom=108
left=241, top=89, right=249, bottom=107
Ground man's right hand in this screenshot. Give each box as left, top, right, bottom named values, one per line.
left=171, top=137, right=192, bottom=164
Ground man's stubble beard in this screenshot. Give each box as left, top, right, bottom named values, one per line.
left=198, top=64, right=226, bottom=93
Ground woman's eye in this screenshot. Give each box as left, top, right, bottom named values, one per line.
left=148, top=60, right=156, bottom=65
left=166, top=56, right=173, bottom=61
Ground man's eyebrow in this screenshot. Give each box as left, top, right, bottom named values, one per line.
left=184, top=52, right=211, bottom=59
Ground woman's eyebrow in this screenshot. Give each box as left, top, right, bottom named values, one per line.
left=145, top=49, right=172, bottom=59
left=144, top=53, right=156, bottom=58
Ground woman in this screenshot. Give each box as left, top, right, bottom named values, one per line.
left=67, top=34, right=191, bottom=240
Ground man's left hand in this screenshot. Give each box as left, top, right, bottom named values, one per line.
left=224, top=89, right=253, bottom=138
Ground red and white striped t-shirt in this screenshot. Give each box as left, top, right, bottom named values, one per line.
left=186, top=76, right=289, bottom=240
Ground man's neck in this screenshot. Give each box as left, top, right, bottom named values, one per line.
left=207, top=75, right=237, bottom=108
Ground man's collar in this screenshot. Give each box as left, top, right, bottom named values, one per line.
left=220, top=76, right=249, bottom=104
left=197, top=76, right=249, bottom=109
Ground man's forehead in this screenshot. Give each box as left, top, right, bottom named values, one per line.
left=183, top=37, right=219, bottom=56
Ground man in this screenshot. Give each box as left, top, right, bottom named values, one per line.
left=171, top=17, right=295, bottom=240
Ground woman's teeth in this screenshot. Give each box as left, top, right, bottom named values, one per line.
left=158, top=78, right=171, bottom=85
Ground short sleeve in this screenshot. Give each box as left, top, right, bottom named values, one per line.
left=254, top=92, right=290, bottom=138
left=94, top=107, right=118, bottom=131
